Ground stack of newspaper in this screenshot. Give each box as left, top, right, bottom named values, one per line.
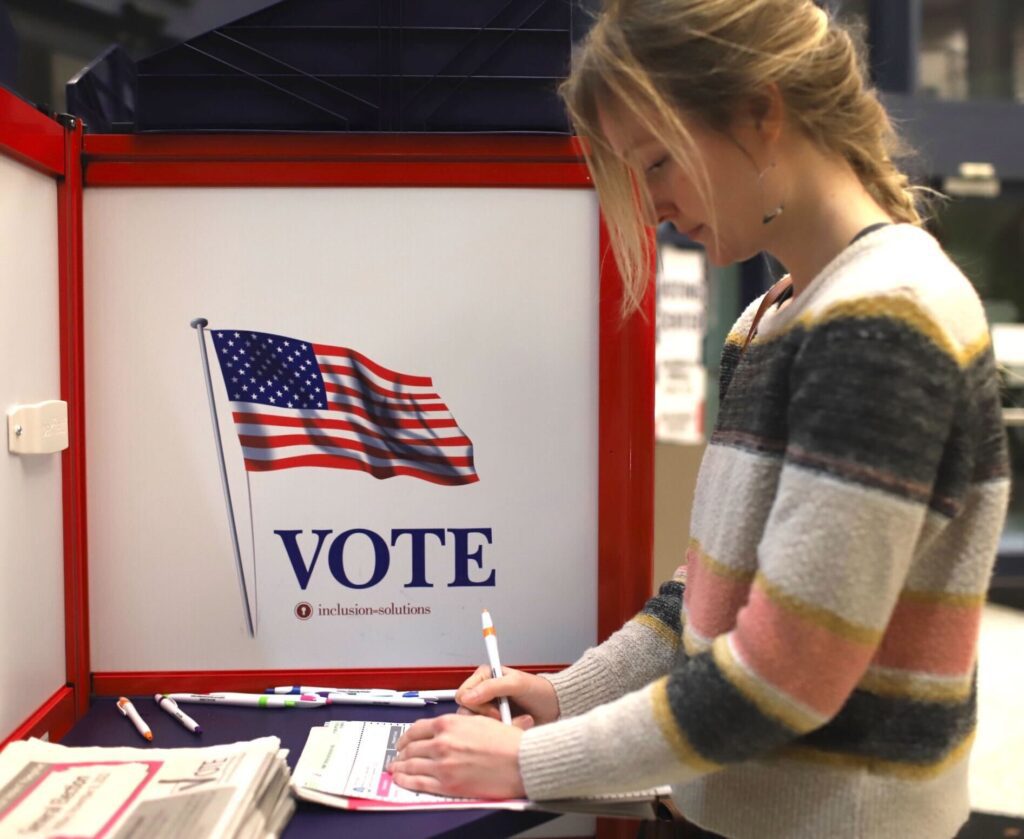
left=292, top=719, right=670, bottom=818
left=0, top=735, right=293, bottom=838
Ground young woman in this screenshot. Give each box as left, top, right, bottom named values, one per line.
left=388, top=2, right=1010, bottom=836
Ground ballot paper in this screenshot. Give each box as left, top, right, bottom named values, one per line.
left=0, top=736, right=293, bottom=839
left=291, top=720, right=671, bottom=818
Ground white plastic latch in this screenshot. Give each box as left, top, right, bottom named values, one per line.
left=7, top=400, right=69, bottom=455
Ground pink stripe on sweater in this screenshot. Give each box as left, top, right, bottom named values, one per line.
left=731, top=585, right=875, bottom=718
left=873, top=597, right=981, bottom=676
left=684, top=549, right=751, bottom=640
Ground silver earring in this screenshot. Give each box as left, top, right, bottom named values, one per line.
left=758, top=162, right=784, bottom=225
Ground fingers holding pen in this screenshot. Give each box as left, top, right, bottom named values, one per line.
left=457, top=666, right=560, bottom=725
left=456, top=665, right=514, bottom=716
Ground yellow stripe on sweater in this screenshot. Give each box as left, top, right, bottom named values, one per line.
left=781, top=730, right=976, bottom=780
left=857, top=667, right=974, bottom=704
left=632, top=613, right=681, bottom=649
left=691, top=538, right=756, bottom=582
left=899, top=588, right=986, bottom=609
left=750, top=294, right=990, bottom=370
left=755, top=574, right=883, bottom=646
left=650, top=677, right=720, bottom=774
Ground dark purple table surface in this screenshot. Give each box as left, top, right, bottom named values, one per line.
left=61, top=696, right=554, bottom=839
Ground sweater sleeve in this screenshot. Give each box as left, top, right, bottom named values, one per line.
left=543, top=567, right=687, bottom=717
left=519, top=294, right=967, bottom=799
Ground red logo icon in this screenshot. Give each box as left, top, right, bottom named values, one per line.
left=294, top=602, right=313, bottom=620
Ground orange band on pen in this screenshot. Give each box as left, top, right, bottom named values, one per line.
left=483, top=626, right=496, bottom=637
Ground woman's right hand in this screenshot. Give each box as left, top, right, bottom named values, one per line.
left=456, top=665, right=560, bottom=726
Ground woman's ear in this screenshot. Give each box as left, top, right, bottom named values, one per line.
left=748, top=83, right=785, bottom=147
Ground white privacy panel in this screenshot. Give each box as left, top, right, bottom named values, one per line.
left=84, top=186, right=600, bottom=670
left=0, top=153, right=65, bottom=735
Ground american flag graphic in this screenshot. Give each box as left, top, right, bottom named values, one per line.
left=209, top=329, right=478, bottom=486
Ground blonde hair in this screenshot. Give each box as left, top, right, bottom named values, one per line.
left=561, top=0, right=924, bottom=314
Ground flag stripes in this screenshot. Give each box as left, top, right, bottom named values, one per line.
left=210, top=329, right=478, bottom=484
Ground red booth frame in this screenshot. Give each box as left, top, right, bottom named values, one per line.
left=1, top=87, right=655, bottom=749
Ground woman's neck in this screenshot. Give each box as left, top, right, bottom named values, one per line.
left=764, top=148, right=893, bottom=298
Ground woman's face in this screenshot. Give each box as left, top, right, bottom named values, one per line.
left=598, top=100, right=771, bottom=267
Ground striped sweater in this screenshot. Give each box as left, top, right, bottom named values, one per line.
left=518, top=224, right=1010, bottom=838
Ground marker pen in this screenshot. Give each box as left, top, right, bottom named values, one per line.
left=265, top=686, right=399, bottom=696
left=117, top=697, right=153, bottom=741
left=404, top=689, right=457, bottom=702
left=155, top=693, right=202, bottom=733
left=166, top=692, right=326, bottom=708
left=325, top=693, right=427, bottom=708
left=482, top=609, right=513, bottom=725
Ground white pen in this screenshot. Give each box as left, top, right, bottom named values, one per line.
left=117, top=696, right=153, bottom=741
left=411, top=689, right=458, bottom=702
left=481, top=609, right=512, bottom=725
left=155, top=693, right=203, bottom=733
left=325, top=693, right=427, bottom=707
left=167, top=692, right=326, bottom=708
left=265, top=685, right=444, bottom=703
left=266, top=686, right=400, bottom=696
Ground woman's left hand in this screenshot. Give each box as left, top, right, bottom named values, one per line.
left=389, top=713, right=532, bottom=798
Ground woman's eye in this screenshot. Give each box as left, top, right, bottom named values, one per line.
left=646, top=157, right=668, bottom=174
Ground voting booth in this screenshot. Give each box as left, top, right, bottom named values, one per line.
left=0, top=82, right=654, bottom=752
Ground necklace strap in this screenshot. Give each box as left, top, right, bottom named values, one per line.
left=742, top=276, right=793, bottom=352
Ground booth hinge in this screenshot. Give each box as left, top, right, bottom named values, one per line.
left=56, top=113, right=80, bottom=131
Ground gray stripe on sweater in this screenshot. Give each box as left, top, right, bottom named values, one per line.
left=800, top=681, right=977, bottom=764
left=666, top=651, right=796, bottom=764
left=641, top=578, right=685, bottom=635
left=715, top=315, right=969, bottom=512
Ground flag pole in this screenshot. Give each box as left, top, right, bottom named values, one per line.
left=190, top=317, right=255, bottom=638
